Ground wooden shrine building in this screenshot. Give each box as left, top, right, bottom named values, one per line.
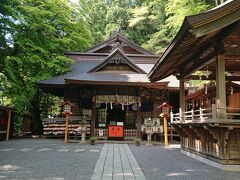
left=0, top=106, right=14, bottom=141
left=149, top=0, right=240, bottom=166
left=38, top=30, right=179, bottom=140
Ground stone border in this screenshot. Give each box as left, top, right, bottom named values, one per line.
left=181, top=150, right=240, bottom=172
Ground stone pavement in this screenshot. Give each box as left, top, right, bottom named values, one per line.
left=130, top=144, right=240, bottom=180
left=0, top=139, right=102, bottom=179
left=92, top=144, right=145, bottom=180
left=1, top=139, right=240, bottom=180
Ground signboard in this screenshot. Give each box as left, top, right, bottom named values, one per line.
left=99, top=129, right=104, bottom=136
left=108, top=125, right=124, bottom=137
left=99, top=123, right=106, bottom=127
left=117, top=122, right=123, bottom=126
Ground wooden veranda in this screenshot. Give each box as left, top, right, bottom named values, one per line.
left=149, top=0, right=240, bottom=165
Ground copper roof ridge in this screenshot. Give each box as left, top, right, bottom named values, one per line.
left=64, top=52, right=159, bottom=57
left=83, top=30, right=154, bottom=55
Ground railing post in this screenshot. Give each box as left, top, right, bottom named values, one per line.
left=191, top=109, right=194, bottom=122
left=212, top=104, right=216, bottom=120
left=200, top=107, right=204, bottom=122
left=170, top=110, right=173, bottom=123
left=179, top=108, right=183, bottom=122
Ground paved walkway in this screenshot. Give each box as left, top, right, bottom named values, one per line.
left=92, top=144, right=146, bottom=180
left=0, top=139, right=102, bottom=179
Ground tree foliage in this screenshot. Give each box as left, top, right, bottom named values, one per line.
left=0, top=0, right=220, bottom=134
left=87, top=0, right=135, bottom=44
left=1, top=0, right=91, bottom=114
left=87, top=0, right=214, bottom=53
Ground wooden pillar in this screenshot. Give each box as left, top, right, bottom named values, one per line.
left=216, top=53, right=226, bottom=117
left=91, top=95, right=96, bottom=137
left=170, top=125, right=173, bottom=142
left=164, top=116, right=168, bottom=146
left=136, top=88, right=141, bottom=138
left=64, top=113, right=69, bottom=144
left=179, top=79, right=185, bottom=122
left=6, top=109, right=11, bottom=141
left=136, top=103, right=141, bottom=138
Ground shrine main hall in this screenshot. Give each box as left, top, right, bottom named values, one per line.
left=38, top=30, right=179, bottom=140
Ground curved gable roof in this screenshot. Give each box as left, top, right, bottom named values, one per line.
left=88, top=48, right=146, bottom=74
left=85, top=31, right=154, bottom=55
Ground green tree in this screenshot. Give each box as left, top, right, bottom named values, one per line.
left=130, top=0, right=214, bottom=53
left=1, top=0, right=92, bottom=133
left=87, top=0, right=108, bottom=44
left=128, top=0, right=169, bottom=53
left=165, top=0, right=214, bottom=33
left=87, top=0, right=215, bottom=53
left=87, top=0, right=137, bottom=44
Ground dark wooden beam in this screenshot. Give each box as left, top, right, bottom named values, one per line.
left=183, top=74, right=240, bottom=81
left=181, top=51, right=217, bottom=78
left=137, top=89, right=141, bottom=138
left=180, top=22, right=239, bottom=78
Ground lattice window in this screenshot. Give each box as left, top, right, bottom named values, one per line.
left=126, top=111, right=136, bottom=125
left=98, top=109, right=107, bottom=123
left=124, top=129, right=137, bottom=137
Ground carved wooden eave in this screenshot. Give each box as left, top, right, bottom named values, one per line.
left=64, top=79, right=169, bottom=89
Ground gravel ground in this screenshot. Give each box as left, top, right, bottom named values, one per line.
left=1, top=139, right=240, bottom=180
left=0, top=139, right=102, bottom=180
left=130, top=144, right=240, bottom=180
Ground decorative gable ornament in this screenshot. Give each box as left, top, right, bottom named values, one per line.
left=114, top=57, right=122, bottom=65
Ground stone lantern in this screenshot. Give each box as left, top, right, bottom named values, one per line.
left=141, top=117, right=162, bottom=146
left=75, top=116, right=88, bottom=143
left=145, top=118, right=153, bottom=146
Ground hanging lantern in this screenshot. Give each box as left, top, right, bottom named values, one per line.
left=96, top=102, right=101, bottom=108
left=205, top=66, right=211, bottom=78
left=230, top=86, right=233, bottom=95
left=205, top=85, right=208, bottom=94
left=196, top=100, right=198, bottom=107
left=132, top=103, right=137, bottom=111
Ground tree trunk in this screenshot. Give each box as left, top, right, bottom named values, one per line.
left=31, top=88, right=43, bottom=135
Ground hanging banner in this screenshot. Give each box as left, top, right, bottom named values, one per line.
left=95, top=95, right=140, bottom=105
